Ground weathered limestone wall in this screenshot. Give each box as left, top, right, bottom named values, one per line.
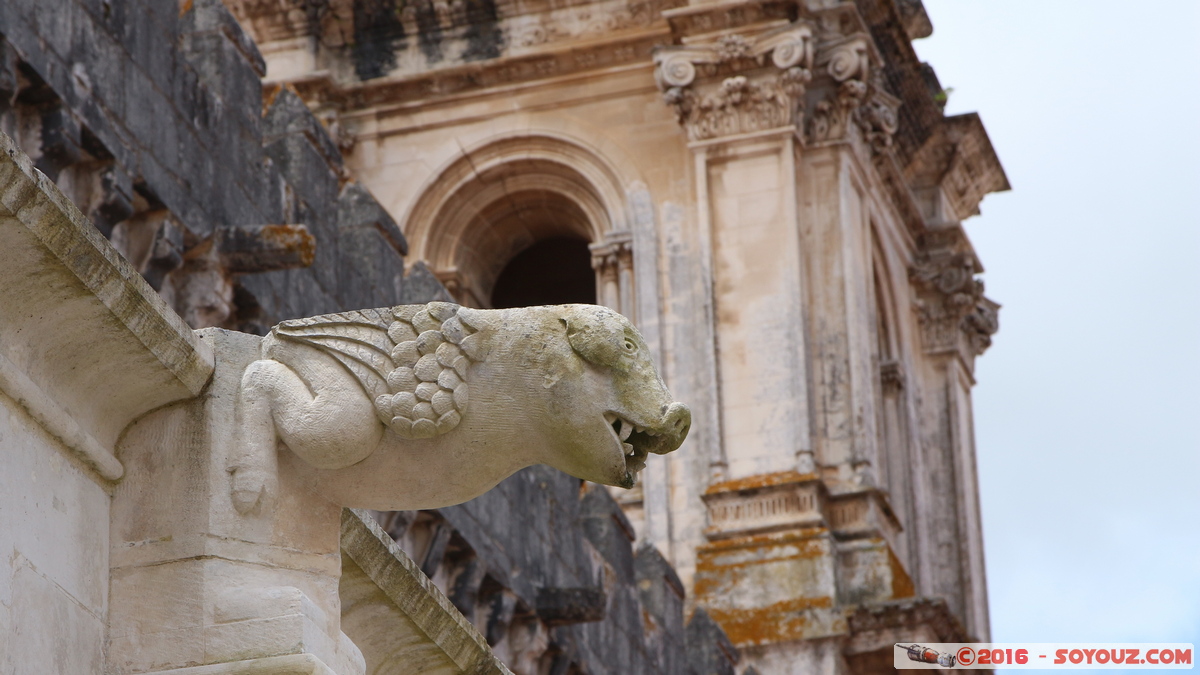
left=0, top=132, right=214, bottom=674
left=0, top=391, right=110, bottom=674
left=0, top=0, right=415, bottom=333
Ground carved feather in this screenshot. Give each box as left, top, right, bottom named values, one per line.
left=272, top=304, right=477, bottom=440
left=274, top=309, right=396, bottom=402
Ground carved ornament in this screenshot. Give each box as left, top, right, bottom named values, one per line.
left=909, top=252, right=999, bottom=358
left=805, top=37, right=900, bottom=152
left=654, top=22, right=814, bottom=141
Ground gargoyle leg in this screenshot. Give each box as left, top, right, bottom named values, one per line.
left=230, top=359, right=285, bottom=514
left=232, top=358, right=383, bottom=514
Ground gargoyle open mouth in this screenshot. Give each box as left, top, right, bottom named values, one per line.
left=604, top=412, right=667, bottom=475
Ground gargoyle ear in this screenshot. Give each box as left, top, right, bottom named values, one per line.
left=562, top=306, right=622, bottom=367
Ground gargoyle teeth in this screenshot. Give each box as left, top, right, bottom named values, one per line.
left=604, top=412, right=618, bottom=425
left=618, top=419, right=633, bottom=441
left=623, top=442, right=634, bottom=456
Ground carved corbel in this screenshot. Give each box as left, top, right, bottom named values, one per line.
left=856, top=87, right=901, bottom=152
left=909, top=251, right=999, bottom=358
left=654, top=22, right=815, bottom=141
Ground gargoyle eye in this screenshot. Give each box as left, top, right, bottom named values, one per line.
left=623, top=338, right=637, bottom=352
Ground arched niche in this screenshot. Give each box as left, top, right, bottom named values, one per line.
left=403, top=135, right=638, bottom=315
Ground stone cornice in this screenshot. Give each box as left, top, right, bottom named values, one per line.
left=292, top=29, right=668, bottom=112
left=661, top=0, right=798, bottom=39
left=846, top=597, right=972, bottom=645
left=905, top=112, right=1011, bottom=221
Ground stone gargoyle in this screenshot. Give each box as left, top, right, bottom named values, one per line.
left=230, top=302, right=691, bottom=513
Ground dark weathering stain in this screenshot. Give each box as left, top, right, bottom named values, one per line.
left=351, top=0, right=405, bottom=80
left=460, top=0, right=503, bottom=62
left=414, top=0, right=444, bottom=65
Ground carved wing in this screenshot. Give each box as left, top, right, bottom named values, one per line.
left=273, top=309, right=397, bottom=404
left=274, top=302, right=479, bottom=440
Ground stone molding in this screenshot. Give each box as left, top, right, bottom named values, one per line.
left=340, top=508, right=514, bottom=675
left=701, top=471, right=902, bottom=547
left=702, top=472, right=824, bottom=540
left=290, top=31, right=668, bottom=112
left=846, top=597, right=972, bottom=652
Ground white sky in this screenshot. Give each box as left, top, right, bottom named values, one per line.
left=912, top=0, right=1200, bottom=661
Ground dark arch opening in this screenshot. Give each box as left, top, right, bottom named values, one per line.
left=490, top=238, right=596, bottom=308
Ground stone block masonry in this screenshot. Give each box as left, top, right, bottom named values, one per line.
left=0, top=0, right=414, bottom=333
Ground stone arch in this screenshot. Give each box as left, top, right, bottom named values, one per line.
left=403, top=134, right=637, bottom=311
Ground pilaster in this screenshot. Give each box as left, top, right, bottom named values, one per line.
left=655, top=11, right=817, bottom=483
left=905, top=225, right=996, bottom=640
left=654, top=4, right=917, bottom=666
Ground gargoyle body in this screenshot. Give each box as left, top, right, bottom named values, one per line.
left=231, top=302, right=690, bottom=512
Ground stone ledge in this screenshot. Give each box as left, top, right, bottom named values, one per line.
left=0, top=130, right=214, bottom=481
left=340, top=508, right=513, bottom=675
left=139, top=653, right=337, bottom=675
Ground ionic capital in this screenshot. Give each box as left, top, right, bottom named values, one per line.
left=653, top=23, right=815, bottom=90
left=653, top=22, right=815, bottom=141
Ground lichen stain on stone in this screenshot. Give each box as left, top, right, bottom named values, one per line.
left=705, top=596, right=835, bottom=646
left=693, top=532, right=831, bottom=604
left=261, top=83, right=284, bottom=116
left=351, top=0, right=405, bottom=81
left=259, top=224, right=316, bottom=267
left=888, top=544, right=915, bottom=599
left=697, top=527, right=829, bottom=555
left=704, top=470, right=818, bottom=495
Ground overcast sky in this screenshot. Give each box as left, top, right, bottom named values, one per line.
left=911, top=0, right=1200, bottom=663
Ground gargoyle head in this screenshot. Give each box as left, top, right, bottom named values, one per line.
left=471, top=304, right=691, bottom=489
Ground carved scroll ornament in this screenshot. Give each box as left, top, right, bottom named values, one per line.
left=805, top=37, right=898, bottom=150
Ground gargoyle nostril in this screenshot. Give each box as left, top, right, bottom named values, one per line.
left=663, top=402, right=691, bottom=437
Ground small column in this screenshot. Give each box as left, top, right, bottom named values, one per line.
left=590, top=233, right=634, bottom=320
